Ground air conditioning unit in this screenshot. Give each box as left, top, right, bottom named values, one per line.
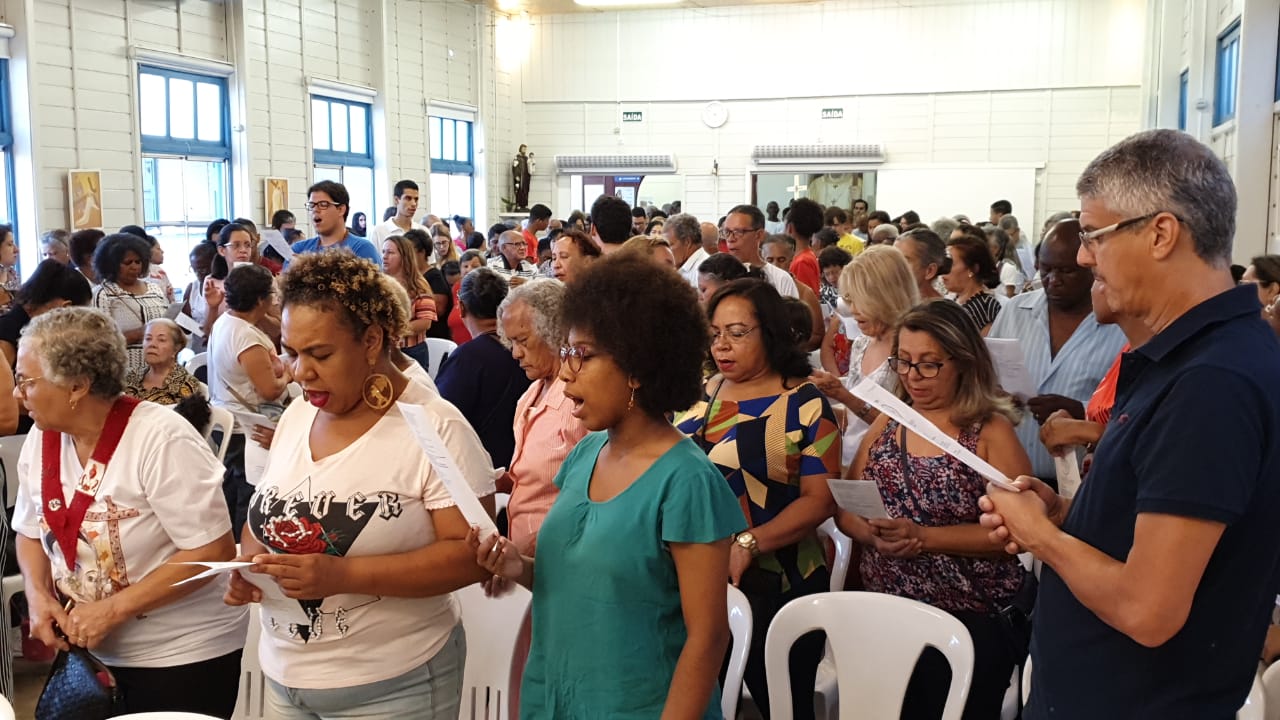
left=554, top=154, right=678, bottom=174
left=751, top=144, right=885, bottom=165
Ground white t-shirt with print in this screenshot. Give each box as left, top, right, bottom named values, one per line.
left=13, top=402, right=247, bottom=668
left=249, top=380, right=494, bottom=689
left=209, top=313, right=280, bottom=432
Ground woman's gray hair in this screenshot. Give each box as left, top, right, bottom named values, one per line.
left=22, top=307, right=126, bottom=398
left=1076, top=128, right=1236, bottom=266
left=496, top=278, right=567, bottom=348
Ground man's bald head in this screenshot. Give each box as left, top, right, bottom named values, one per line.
left=700, top=222, right=719, bottom=254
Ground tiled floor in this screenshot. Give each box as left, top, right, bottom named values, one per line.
left=14, top=658, right=50, bottom=718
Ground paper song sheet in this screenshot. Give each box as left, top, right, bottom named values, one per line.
left=851, top=377, right=1021, bottom=492
left=984, top=338, right=1037, bottom=400
left=174, top=312, right=205, bottom=338
left=172, top=561, right=310, bottom=626
left=261, top=229, right=295, bottom=262
left=827, top=479, right=890, bottom=519
left=1055, top=448, right=1083, bottom=499
left=397, top=402, right=499, bottom=535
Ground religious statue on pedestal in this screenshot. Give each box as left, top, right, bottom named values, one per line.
left=512, top=145, right=535, bottom=211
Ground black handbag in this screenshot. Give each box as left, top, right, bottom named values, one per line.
left=35, top=646, right=123, bottom=720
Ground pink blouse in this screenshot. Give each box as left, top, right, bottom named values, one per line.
left=506, top=377, right=588, bottom=554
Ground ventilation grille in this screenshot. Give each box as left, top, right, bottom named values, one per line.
left=751, top=143, right=885, bottom=164
left=554, top=154, right=677, bottom=174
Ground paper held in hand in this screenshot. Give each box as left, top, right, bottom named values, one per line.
left=850, top=377, right=1021, bottom=492
left=827, top=479, right=891, bottom=519
left=397, top=402, right=499, bottom=536
left=984, top=338, right=1037, bottom=400
left=171, top=561, right=310, bottom=626
left=1055, top=448, right=1083, bottom=499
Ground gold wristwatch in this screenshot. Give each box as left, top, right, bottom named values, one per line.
left=734, top=531, right=760, bottom=557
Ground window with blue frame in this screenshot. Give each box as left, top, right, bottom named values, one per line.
left=0, top=59, right=16, bottom=263
left=311, top=96, right=375, bottom=233
left=1214, top=20, right=1241, bottom=126
left=138, top=65, right=231, bottom=299
left=428, top=116, right=475, bottom=221
left=1178, top=70, right=1189, bottom=131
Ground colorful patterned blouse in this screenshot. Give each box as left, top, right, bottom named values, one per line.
left=676, top=381, right=841, bottom=591
left=125, top=364, right=203, bottom=406
left=859, top=419, right=1025, bottom=613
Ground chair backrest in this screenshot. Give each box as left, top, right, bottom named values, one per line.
left=114, top=713, right=222, bottom=719
left=425, top=338, right=458, bottom=379
left=457, top=582, right=532, bottom=720
left=1237, top=670, right=1267, bottom=720
left=0, top=434, right=25, bottom=508
left=186, top=351, right=208, bottom=376
left=207, top=405, right=235, bottom=462
left=231, top=605, right=264, bottom=719
left=724, top=584, right=752, bottom=720
left=1262, top=660, right=1280, bottom=720
left=764, top=592, right=974, bottom=720
left=815, top=518, right=853, bottom=592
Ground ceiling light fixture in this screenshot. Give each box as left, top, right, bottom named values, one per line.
left=574, top=0, right=682, bottom=7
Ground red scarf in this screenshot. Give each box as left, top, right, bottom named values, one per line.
left=41, top=396, right=140, bottom=571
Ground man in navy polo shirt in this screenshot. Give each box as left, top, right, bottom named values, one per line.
left=290, top=180, right=382, bottom=268
left=980, top=129, right=1280, bottom=718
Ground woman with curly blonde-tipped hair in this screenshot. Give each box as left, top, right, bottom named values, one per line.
left=224, top=250, right=494, bottom=720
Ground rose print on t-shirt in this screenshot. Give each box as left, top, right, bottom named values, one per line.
left=248, top=477, right=404, bottom=642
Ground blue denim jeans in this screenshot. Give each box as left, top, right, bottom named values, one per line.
left=263, top=624, right=466, bottom=719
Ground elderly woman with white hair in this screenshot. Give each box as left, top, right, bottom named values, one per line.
left=13, top=307, right=245, bottom=716
left=496, top=279, right=589, bottom=553
left=125, top=318, right=202, bottom=405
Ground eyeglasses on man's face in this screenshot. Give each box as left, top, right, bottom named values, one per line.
left=887, top=357, right=946, bottom=378
left=1079, top=212, right=1181, bottom=250
left=304, top=201, right=344, bottom=211
left=721, top=227, right=760, bottom=240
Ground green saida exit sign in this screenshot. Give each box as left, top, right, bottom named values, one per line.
left=622, top=111, right=643, bottom=122
left=822, top=108, right=844, bottom=120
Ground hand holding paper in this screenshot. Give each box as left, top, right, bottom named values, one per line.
left=828, top=479, right=890, bottom=519
left=173, top=561, right=311, bottom=626
left=850, top=377, right=1020, bottom=492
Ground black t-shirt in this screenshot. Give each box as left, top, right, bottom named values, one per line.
left=434, top=333, right=531, bottom=469
left=423, top=269, right=452, bottom=340
left=0, top=304, right=30, bottom=352
left=1028, top=286, right=1280, bottom=718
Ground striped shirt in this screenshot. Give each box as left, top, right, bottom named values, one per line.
left=988, top=289, right=1127, bottom=477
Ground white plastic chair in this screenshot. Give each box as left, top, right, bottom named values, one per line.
left=724, top=584, right=752, bottom=720
left=114, top=714, right=221, bottom=719
left=0, top=434, right=26, bottom=669
left=0, top=692, right=13, bottom=720
left=456, top=581, right=532, bottom=720
left=185, top=351, right=208, bottom=377
left=232, top=605, right=265, bottom=719
left=1239, top=670, right=1267, bottom=720
left=812, top=519, right=854, bottom=719
left=764, top=592, right=974, bottom=720
left=206, top=405, right=234, bottom=462
left=425, top=338, right=457, bottom=379
left=1262, top=660, right=1280, bottom=720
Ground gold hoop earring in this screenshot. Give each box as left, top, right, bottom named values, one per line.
left=627, top=387, right=636, bottom=412
left=362, top=372, right=394, bottom=411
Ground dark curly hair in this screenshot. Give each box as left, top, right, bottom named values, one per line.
left=280, top=250, right=408, bottom=344
left=92, top=233, right=152, bottom=283
left=224, top=264, right=275, bottom=312
left=562, top=253, right=708, bottom=416
left=68, top=229, right=105, bottom=271
left=706, top=279, right=812, bottom=380
left=697, top=252, right=756, bottom=283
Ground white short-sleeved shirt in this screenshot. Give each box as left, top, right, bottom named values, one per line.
left=999, top=259, right=1025, bottom=295
left=759, top=261, right=800, bottom=298
left=209, top=313, right=279, bottom=432
left=369, top=218, right=426, bottom=248
left=249, top=381, right=492, bottom=689
left=13, top=402, right=247, bottom=668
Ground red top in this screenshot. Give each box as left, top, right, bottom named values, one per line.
left=790, top=248, right=821, bottom=294
left=1085, top=345, right=1129, bottom=426
left=522, top=229, right=538, bottom=259
left=448, top=282, right=472, bottom=344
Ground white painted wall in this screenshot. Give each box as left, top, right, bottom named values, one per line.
left=516, top=0, right=1144, bottom=231
left=1144, top=0, right=1279, bottom=260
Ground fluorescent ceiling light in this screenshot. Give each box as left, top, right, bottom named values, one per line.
left=575, top=0, right=682, bottom=6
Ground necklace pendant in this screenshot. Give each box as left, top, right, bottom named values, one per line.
left=48, top=498, right=62, bottom=511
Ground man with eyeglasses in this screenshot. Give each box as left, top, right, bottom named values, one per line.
left=487, top=230, right=537, bottom=287
left=981, top=130, right=1280, bottom=718
left=986, top=217, right=1125, bottom=484
left=721, top=205, right=798, bottom=299
left=290, top=180, right=382, bottom=268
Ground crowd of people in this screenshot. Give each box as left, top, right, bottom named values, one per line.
left=1, top=128, right=1278, bottom=720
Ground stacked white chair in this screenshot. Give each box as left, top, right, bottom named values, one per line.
left=724, top=584, right=752, bottom=720
left=812, top=519, right=854, bottom=719
left=764, top=592, right=974, bottom=720
left=232, top=605, right=265, bottom=720
left=456, top=582, right=533, bottom=720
